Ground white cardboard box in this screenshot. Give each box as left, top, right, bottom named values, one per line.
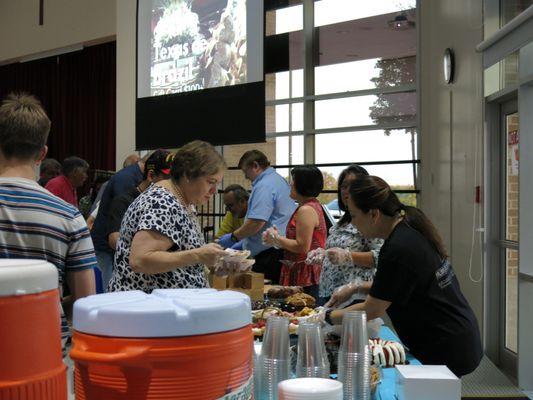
left=396, top=365, right=461, bottom=400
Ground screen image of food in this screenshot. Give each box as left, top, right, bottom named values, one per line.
left=150, top=0, right=247, bottom=96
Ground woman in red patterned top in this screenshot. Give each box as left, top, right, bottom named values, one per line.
left=263, top=165, right=326, bottom=298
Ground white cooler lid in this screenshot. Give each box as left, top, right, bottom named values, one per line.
left=73, top=289, right=252, bottom=337
left=0, top=259, right=58, bottom=297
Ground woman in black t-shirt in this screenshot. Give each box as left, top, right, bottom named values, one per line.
left=328, top=175, right=482, bottom=377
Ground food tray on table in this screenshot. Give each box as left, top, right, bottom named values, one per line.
left=262, top=286, right=316, bottom=307
left=251, top=306, right=324, bottom=338
left=252, top=286, right=320, bottom=339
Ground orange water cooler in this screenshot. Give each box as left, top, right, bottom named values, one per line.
left=0, top=259, right=66, bottom=400
left=70, top=288, right=253, bottom=399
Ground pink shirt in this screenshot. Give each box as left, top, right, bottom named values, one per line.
left=280, top=198, right=327, bottom=287
left=45, top=175, right=78, bottom=208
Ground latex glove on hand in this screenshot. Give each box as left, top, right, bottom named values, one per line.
left=305, top=248, right=326, bottom=265
left=196, top=243, right=227, bottom=267
left=326, top=247, right=353, bottom=266
left=325, top=281, right=359, bottom=309
left=230, top=240, right=244, bottom=250
left=262, top=226, right=281, bottom=247
left=307, top=309, right=326, bottom=325
left=214, top=258, right=255, bottom=276
left=217, top=233, right=236, bottom=249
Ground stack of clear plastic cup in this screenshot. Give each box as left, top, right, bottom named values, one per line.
left=295, top=321, right=330, bottom=378
left=254, top=341, right=263, bottom=400
left=338, top=311, right=371, bottom=400
left=259, top=316, right=291, bottom=400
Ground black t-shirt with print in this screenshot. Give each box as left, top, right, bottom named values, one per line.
left=369, top=221, right=482, bottom=376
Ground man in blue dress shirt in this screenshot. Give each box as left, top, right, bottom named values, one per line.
left=218, top=150, right=296, bottom=283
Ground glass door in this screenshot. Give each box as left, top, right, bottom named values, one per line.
left=498, top=101, right=519, bottom=378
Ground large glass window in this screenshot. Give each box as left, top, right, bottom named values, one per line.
left=212, top=0, right=419, bottom=232
left=483, top=0, right=532, bottom=96
left=315, top=129, right=417, bottom=165
left=315, top=93, right=416, bottom=129
left=266, top=3, right=303, bottom=35
left=484, top=51, right=519, bottom=96
left=314, top=0, right=416, bottom=27
left=312, top=0, right=418, bottom=205
left=315, top=57, right=416, bottom=95
left=267, top=70, right=304, bottom=100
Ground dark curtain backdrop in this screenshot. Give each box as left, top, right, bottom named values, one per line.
left=0, top=41, right=116, bottom=171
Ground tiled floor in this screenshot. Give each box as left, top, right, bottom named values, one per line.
left=461, top=356, right=524, bottom=397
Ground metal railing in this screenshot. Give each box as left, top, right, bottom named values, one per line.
left=197, top=160, right=420, bottom=242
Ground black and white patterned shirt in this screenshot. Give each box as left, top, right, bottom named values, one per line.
left=107, top=185, right=208, bottom=292
left=318, top=222, right=383, bottom=298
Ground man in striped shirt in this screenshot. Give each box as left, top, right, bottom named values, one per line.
left=0, top=93, right=96, bottom=353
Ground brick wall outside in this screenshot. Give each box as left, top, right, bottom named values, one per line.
left=506, top=114, right=519, bottom=277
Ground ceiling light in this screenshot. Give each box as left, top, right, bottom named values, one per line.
left=388, top=13, right=415, bottom=30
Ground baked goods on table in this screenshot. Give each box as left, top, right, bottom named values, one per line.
left=370, top=365, right=381, bottom=395
left=251, top=300, right=297, bottom=312
left=222, top=248, right=251, bottom=261
left=251, top=288, right=319, bottom=337
left=251, top=307, right=300, bottom=337
left=368, top=338, right=407, bottom=367
left=213, top=249, right=255, bottom=274
left=251, top=305, right=323, bottom=337
left=325, top=334, right=407, bottom=372
left=285, top=292, right=316, bottom=309
left=295, top=307, right=315, bottom=317
left=267, top=286, right=303, bottom=299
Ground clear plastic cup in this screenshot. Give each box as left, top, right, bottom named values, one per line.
left=338, top=350, right=371, bottom=400
left=338, top=311, right=371, bottom=400
left=262, top=316, right=290, bottom=360
left=254, top=341, right=262, bottom=400
left=260, top=358, right=291, bottom=400
left=260, top=316, right=291, bottom=400
left=340, top=311, right=368, bottom=354
left=296, top=321, right=330, bottom=379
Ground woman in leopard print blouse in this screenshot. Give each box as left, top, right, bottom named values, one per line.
left=107, top=141, right=227, bottom=293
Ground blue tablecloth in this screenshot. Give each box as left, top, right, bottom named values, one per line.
left=377, top=326, right=421, bottom=400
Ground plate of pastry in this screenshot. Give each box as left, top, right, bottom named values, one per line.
left=221, top=248, right=251, bottom=262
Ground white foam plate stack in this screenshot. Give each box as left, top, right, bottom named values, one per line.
left=278, top=378, right=343, bottom=400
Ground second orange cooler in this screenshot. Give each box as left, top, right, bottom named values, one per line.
left=0, top=259, right=66, bottom=400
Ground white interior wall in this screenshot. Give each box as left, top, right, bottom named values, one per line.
left=419, top=0, right=485, bottom=327
left=116, top=0, right=137, bottom=169
left=0, top=0, right=115, bottom=63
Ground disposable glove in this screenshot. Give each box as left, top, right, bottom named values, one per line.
left=217, top=233, right=235, bottom=249
left=325, top=281, right=360, bottom=309
left=305, top=248, right=326, bottom=265
left=326, top=247, right=353, bottom=266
